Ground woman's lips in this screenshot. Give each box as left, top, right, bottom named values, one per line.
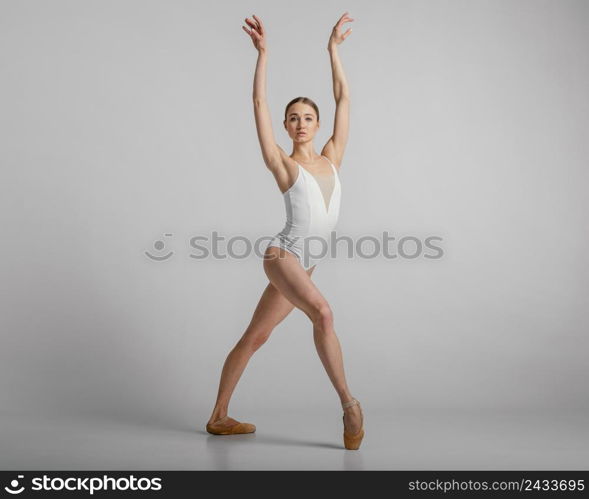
left=297, top=132, right=306, bottom=135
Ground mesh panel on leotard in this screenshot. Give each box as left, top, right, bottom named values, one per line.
left=312, top=172, right=335, bottom=212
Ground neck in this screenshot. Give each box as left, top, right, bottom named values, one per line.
left=290, top=143, right=318, bottom=162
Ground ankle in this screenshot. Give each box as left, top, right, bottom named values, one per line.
left=340, top=396, right=358, bottom=409
left=339, top=392, right=354, bottom=405
left=210, top=408, right=228, bottom=422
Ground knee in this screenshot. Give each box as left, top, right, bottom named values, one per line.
left=239, top=328, right=271, bottom=352
left=311, top=303, right=334, bottom=332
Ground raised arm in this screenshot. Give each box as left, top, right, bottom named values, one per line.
left=243, top=15, right=285, bottom=172
left=321, top=12, right=354, bottom=169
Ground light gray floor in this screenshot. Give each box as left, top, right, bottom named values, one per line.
left=2, top=407, right=588, bottom=470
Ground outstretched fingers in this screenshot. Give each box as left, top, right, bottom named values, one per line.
left=244, top=15, right=264, bottom=40
left=252, top=14, right=265, bottom=35
left=244, top=17, right=257, bottom=30
left=336, top=12, right=354, bottom=30
left=338, top=11, right=354, bottom=23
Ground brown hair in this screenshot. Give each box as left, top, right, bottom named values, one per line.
left=284, top=96, right=320, bottom=122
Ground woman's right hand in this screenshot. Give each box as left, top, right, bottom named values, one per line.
left=242, top=15, right=267, bottom=52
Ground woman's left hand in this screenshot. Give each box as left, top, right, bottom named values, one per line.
left=328, top=12, right=354, bottom=50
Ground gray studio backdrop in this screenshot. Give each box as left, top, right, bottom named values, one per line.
left=1, top=0, right=588, bottom=466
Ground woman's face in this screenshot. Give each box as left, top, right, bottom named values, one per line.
left=284, top=103, right=319, bottom=142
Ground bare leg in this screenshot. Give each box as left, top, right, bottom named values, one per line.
left=262, top=247, right=363, bottom=435
left=207, top=263, right=316, bottom=426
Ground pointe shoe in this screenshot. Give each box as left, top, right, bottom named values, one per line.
left=342, top=398, right=364, bottom=450
left=205, top=415, right=256, bottom=435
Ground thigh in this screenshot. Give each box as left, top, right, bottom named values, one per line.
left=263, top=246, right=328, bottom=322
left=246, top=263, right=316, bottom=333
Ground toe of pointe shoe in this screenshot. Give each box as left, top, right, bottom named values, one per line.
left=231, top=422, right=256, bottom=434
left=343, top=427, right=365, bottom=450
left=237, top=423, right=256, bottom=433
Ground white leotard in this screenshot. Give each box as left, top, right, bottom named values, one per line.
left=266, top=155, right=341, bottom=269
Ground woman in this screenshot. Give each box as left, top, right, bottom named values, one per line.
left=206, top=12, right=364, bottom=450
